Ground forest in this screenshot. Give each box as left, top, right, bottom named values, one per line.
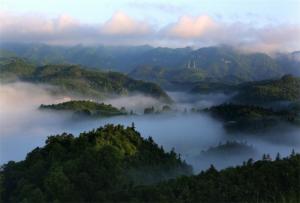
left=40, top=100, right=127, bottom=118
left=0, top=124, right=299, bottom=202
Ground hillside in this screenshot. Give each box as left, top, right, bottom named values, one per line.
left=129, top=47, right=297, bottom=88
left=1, top=124, right=299, bottom=202
left=121, top=153, right=300, bottom=203
left=129, top=65, right=205, bottom=89
left=200, top=141, right=256, bottom=157
left=2, top=43, right=299, bottom=83
left=40, top=100, right=127, bottom=118
left=204, top=103, right=299, bottom=133
left=0, top=57, right=172, bottom=103
left=0, top=124, right=192, bottom=202
left=0, top=57, right=35, bottom=82
left=234, top=75, right=300, bottom=103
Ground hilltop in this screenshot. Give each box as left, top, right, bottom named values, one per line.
left=40, top=100, right=127, bottom=118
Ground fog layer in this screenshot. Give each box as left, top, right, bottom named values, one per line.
left=1, top=82, right=299, bottom=172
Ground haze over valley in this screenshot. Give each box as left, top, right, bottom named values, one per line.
left=1, top=1, right=300, bottom=202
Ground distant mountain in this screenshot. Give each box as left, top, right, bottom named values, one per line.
left=130, top=46, right=298, bottom=88
left=129, top=65, right=205, bottom=89
left=1, top=43, right=299, bottom=83
left=0, top=57, right=172, bottom=103
left=291, top=51, right=300, bottom=62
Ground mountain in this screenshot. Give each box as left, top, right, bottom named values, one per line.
left=129, top=65, right=205, bottom=89
left=1, top=43, right=299, bottom=83
left=234, top=75, right=300, bottom=104
left=0, top=124, right=192, bottom=202
left=129, top=46, right=296, bottom=88
left=0, top=57, right=172, bottom=103
left=1, top=124, right=299, bottom=202
left=123, top=153, right=300, bottom=203
left=0, top=56, right=36, bottom=81
left=203, top=103, right=299, bottom=133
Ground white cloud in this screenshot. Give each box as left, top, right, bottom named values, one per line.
left=101, top=11, right=151, bottom=35
left=166, top=15, right=217, bottom=38
left=0, top=11, right=299, bottom=52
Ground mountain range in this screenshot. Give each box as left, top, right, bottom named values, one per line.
left=1, top=43, right=299, bottom=85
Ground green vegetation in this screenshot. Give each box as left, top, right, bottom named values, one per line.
left=129, top=65, right=205, bottom=89
left=234, top=75, right=300, bottom=103
left=129, top=46, right=292, bottom=89
left=0, top=57, right=172, bottom=103
left=0, top=124, right=192, bottom=202
left=200, top=141, right=256, bottom=157
left=2, top=43, right=299, bottom=85
left=121, top=153, right=300, bottom=203
left=204, top=103, right=298, bottom=133
left=0, top=57, right=35, bottom=82
left=143, top=105, right=173, bottom=115
left=1, top=125, right=299, bottom=202
left=190, top=81, right=236, bottom=94
left=40, top=100, right=127, bottom=118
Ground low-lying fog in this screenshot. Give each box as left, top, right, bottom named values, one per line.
left=1, top=82, right=299, bottom=172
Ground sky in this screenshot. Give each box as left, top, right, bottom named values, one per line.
left=0, top=0, right=300, bottom=52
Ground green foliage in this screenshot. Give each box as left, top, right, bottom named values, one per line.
left=190, top=81, right=236, bottom=94
left=40, top=100, right=126, bottom=118
left=120, top=153, right=300, bottom=203
left=129, top=65, right=205, bottom=89
left=3, top=43, right=295, bottom=84
left=234, top=75, right=300, bottom=103
left=200, top=141, right=256, bottom=157
left=0, top=124, right=192, bottom=202
left=0, top=57, right=35, bottom=82
left=129, top=46, right=291, bottom=90
left=204, top=103, right=298, bottom=133
left=0, top=57, right=172, bottom=103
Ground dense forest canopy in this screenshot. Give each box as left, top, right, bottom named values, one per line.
left=234, top=75, right=300, bottom=103
left=203, top=103, right=300, bottom=133
left=0, top=57, right=172, bottom=103
left=0, top=124, right=192, bottom=202
left=1, top=124, right=299, bottom=202
left=40, top=100, right=127, bottom=118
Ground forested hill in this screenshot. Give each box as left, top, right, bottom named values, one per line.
left=1, top=43, right=299, bottom=83
left=234, top=75, right=300, bottom=103
left=40, top=100, right=127, bottom=118
left=1, top=124, right=299, bottom=202
left=0, top=57, right=172, bottom=103
left=0, top=124, right=192, bottom=202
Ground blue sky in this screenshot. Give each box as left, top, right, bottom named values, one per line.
left=0, top=0, right=299, bottom=51
left=1, top=0, right=299, bottom=26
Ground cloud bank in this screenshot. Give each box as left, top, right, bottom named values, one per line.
left=0, top=11, right=299, bottom=52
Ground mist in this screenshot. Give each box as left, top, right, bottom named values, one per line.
left=0, top=82, right=299, bottom=173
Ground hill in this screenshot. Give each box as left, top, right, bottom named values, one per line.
left=1, top=124, right=299, bottom=202
left=200, top=141, right=256, bottom=157
left=129, top=47, right=298, bottom=88
left=204, top=103, right=299, bottom=133
left=0, top=124, right=192, bottom=202
left=234, top=75, right=300, bottom=104
left=121, top=153, right=300, bottom=203
left=0, top=57, right=172, bottom=103
left=40, top=100, right=127, bottom=118
left=2, top=43, right=299, bottom=84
